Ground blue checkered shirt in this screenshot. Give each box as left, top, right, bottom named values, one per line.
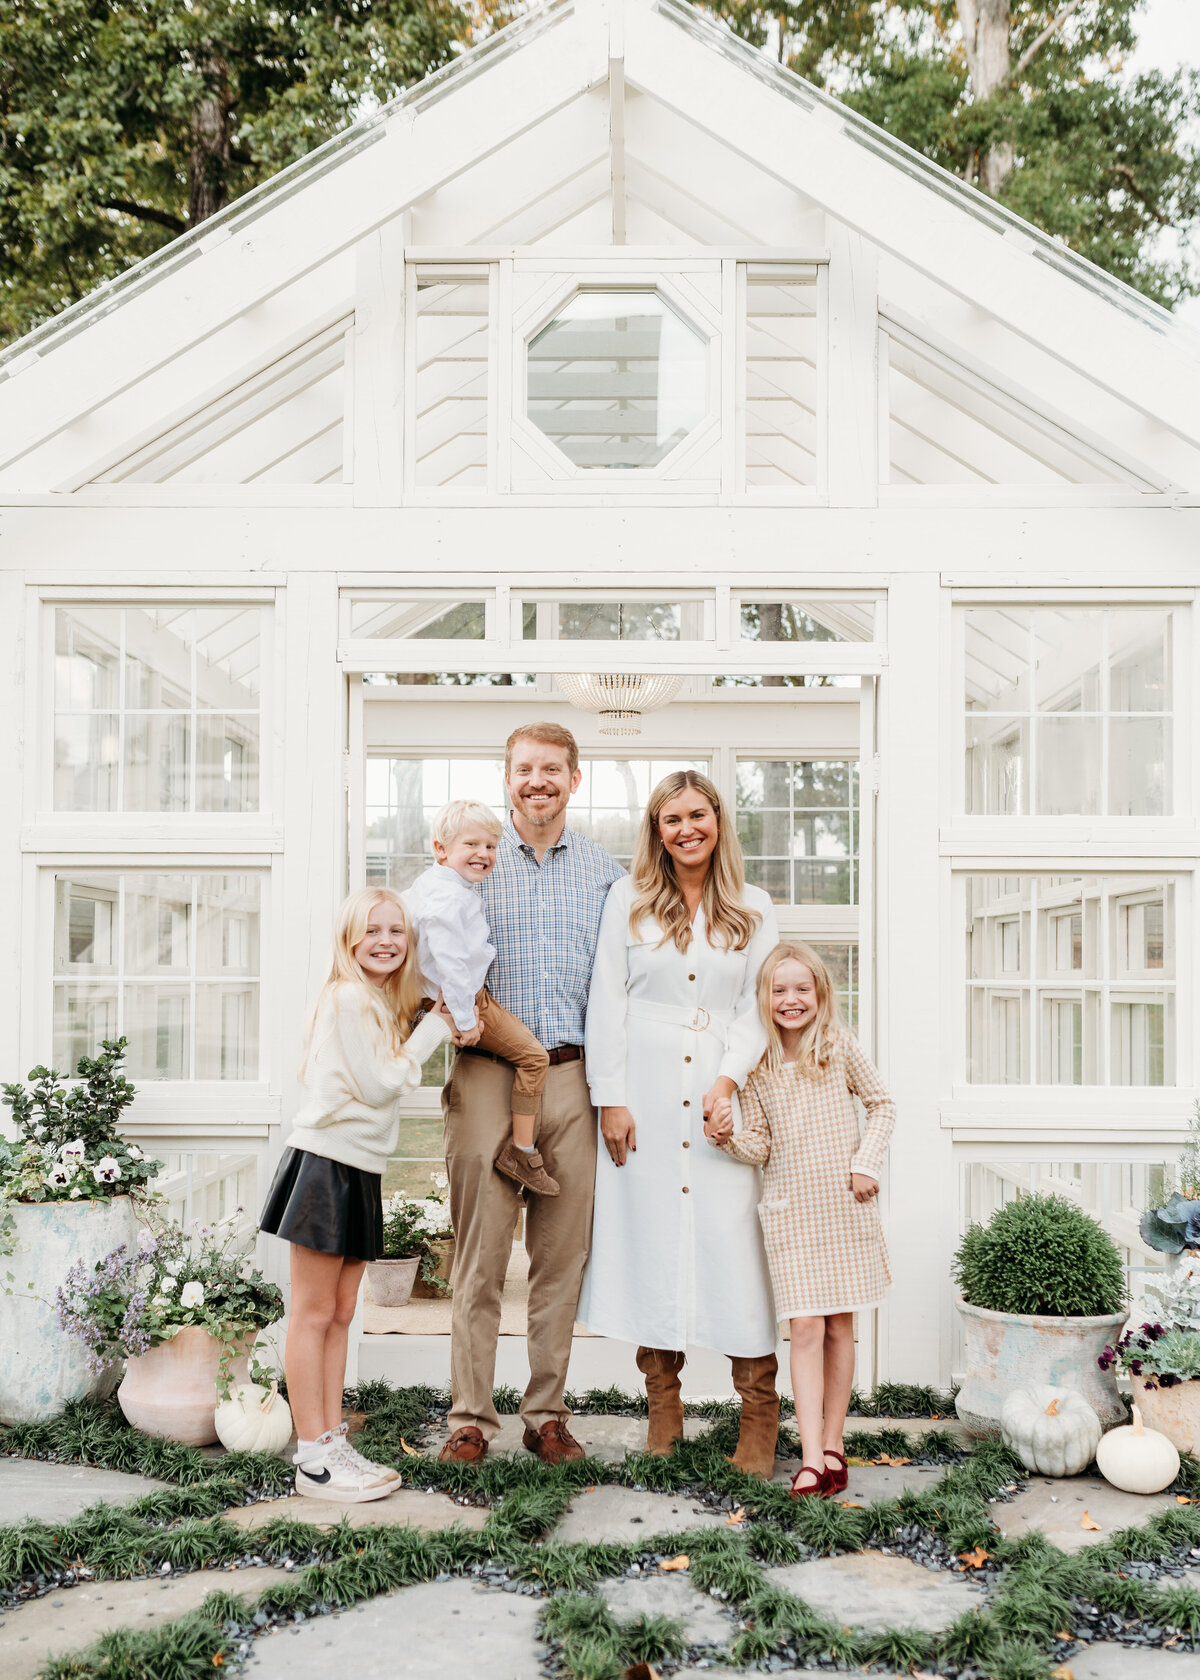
left=478, top=815, right=625, bottom=1049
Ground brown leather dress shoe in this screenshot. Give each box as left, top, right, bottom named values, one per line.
left=438, top=1426, right=488, bottom=1463
left=522, top=1419, right=585, bottom=1464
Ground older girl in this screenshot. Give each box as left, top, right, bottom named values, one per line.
left=581, top=770, right=780, bottom=1476
left=260, top=888, right=450, bottom=1501
left=706, top=942, right=895, bottom=1499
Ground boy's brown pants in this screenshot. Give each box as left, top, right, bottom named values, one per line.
left=472, top=989, right=549, bottom=1117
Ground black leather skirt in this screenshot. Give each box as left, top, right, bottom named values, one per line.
left=258, top=1148, right=384, bottom=1262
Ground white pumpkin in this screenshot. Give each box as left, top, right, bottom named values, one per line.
left=214, top=1380, right=294, bottom=1456
left=1000, top=1385, right=1102, bottom=1477
left=1096, top=1404, right=1180, bottom=1495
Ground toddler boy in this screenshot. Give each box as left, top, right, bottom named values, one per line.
left=404, top=800, right=556, bottom=1196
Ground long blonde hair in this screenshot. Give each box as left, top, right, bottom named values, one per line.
left=756, top=941, right=842, bottom=1079
left=300, top=887, right=425, bottom=1075
left=628, top=770, right=760, bottom=953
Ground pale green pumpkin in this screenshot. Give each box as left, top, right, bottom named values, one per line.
left=1000, top=1385, right=1101, bottom=1477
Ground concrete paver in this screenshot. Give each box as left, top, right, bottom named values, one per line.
left=550, top=1485, right=731, bottom=1545
left=764, top=1551, right=981, bottom=1634
left=225, top=1487, right=490, bottom=1533
left=0, top=1564, right=291, bottom=1680
left=1071, top=1644, right=1200, bottom=1678
left=994, top=1474, right=1178, bottom=1553
left=244, top=1578, right=543, bottom=1680
left=0, top=1457, right=171, bottom=1522
left=424, top=1412, right=709, bottom=1462
left=597, top=1571, right=734, bottom=1646
left=771, top=1459, right=948, bottom=1502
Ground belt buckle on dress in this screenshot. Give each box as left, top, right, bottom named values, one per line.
left=690, top=1006, right=711, bottom=1033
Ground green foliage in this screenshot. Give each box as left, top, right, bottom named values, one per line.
left=0, top=0, right=471, bottom=344
left=695, top=0, right=1200, bottom=307
left=953, top=1191, right=1126, bottom=1317
left=1, top=1039, right=161, bottom=1204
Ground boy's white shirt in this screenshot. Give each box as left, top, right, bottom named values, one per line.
left=403, top=863, right=496, bottom=1032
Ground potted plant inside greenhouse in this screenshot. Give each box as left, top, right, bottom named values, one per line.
left=55, top=1211, right=283, bottom=1446
left=1100, top=1266, right=1200, bottom=1456
left=0, top=1039, right=161, bottom=1423
left=1139, top=1103, right=1200, bottom=1267
left=954, top=1192, right=1127, bottom=1431
left=367, top=1178, right=453, bottom=1309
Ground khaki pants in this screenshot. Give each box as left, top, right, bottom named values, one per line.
left=475, top=990, right=549, bottom=1116
left=443, top=1052, right=596, bottom=1439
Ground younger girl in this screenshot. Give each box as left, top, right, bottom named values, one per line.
left=705, top=943, right=895, bottom=1500
left=259, top=888, right=451, bottom=1501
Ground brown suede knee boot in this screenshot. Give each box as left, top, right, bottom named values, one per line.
left=636, top=1346, right=686, bottom=1456
left=729, top=1352, right=780, bottom=1478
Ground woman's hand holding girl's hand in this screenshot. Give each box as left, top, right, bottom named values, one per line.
left=704, top=1097, right=734, bottom=1144
left=601, top=1106, right=637, bottom=1166
left=851, top=1173, right=879, bottom=1203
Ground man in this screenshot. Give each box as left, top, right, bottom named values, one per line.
left=438, top=722, right=623, bottom=1465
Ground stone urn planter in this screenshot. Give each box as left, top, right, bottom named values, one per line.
left=364, top=1257, right=421, bottom=1308
left=411, top=1238, right=455, bottom=1299
left=0, top=1196, right=139, bottom=1424
left=955, top=1295, right=1127, bottom=1432
left=1130, top=1375, right=1200, bottom=1455
left=117, top=1325, right=253, bottom=1445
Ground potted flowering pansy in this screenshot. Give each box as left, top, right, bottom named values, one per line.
left=1099, top=1267, right=1200, bottom=1455
left=0, top=1040, right=162, bottom=1423
left=56, top=1213, right=283, bottom=1445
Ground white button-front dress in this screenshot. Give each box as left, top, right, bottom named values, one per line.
left=578, top=874, right=779, bottom=1357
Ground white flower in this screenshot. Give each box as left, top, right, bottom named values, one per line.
left=152, top=1295, right=169, bottom=1307
left=61, top=1139, right=86, bottom=1161
left=69, top=1186, right=82, bottom=1199
left=432, top=1172, right=449, bottom=1190
left=127, top=1145, right=144, bottom=1162
left=47, top=1163, right=74, bottom=1189
left=180, top=1281, right=205, bottom=1309
left=158, top=1273, right=177, bottom=1294
left=92, top=1157, right=122, bottom=1184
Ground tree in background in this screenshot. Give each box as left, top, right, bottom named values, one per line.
left=698, top=0, right=1200, bottom=305
left=0, top=0, right=469, bottom=343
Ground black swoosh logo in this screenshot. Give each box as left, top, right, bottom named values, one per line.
left=301, top=1466, right=332, bottom=1484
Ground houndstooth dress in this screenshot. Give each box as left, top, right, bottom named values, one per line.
left=721, top=1030, right=895, bottom=1321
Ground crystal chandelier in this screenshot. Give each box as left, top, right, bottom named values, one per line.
left=556, top=672, right=684, bottom=736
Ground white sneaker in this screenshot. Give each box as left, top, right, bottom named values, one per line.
left=333, top=1421, right=400, bottom=1482
left=293, top=1439, right=396, bottom=1503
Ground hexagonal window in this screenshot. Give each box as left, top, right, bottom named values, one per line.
left=527, top=289, right=706, bottom=470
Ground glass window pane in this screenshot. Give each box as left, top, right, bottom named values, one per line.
left=55, top=714, right=119, bottom=812
left=55, top=607, right=122, bottom=711
left=739, top=601, right=874, bottom=642
left=415, top=275, right=489, bottom=489
left=737, top=759, right=858, bottom=907
left=53, top=982, right=119, bottom=1070
left=1108, top=611, right=1169, bottom=712
left=527, top=290, right=706, bottom=470
left=744, top=273, right=818, bottom=488
left=807, top=941, right=858, bottom=1031
left=1034, top=716, right=1101, bottom=816
left=965, top=717, right=1026, bottom=815
left=349, top=599, right=489, bottom=639
left=1109, top=717, right=1169, bottom=817
left=157, top=1151, right=260, bottom=1248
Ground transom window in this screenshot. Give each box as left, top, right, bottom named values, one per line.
left=964, top=874, right=1177, bottom=1086
left=526, top=290, right=707, bottom=470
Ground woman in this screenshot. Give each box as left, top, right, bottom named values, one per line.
left=579, top=770, right=781, bottom=1475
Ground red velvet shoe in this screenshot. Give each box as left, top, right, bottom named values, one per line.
left=789, top=1463, right=832, bottom=1499
left=823, top=1450, right=849, bottom=1494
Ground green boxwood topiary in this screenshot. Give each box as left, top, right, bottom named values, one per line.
left=953, top=1192, right=1125, bottom=1317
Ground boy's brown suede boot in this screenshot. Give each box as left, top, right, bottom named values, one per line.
left=729, top=1353, right=780, bottom=1478
left=637, top=1346, right=686, bottom=1455
left=494, top=1142, right=560, bottom=1196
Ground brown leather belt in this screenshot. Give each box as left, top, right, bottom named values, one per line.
left=460, top=1044, right=583, bottom=1066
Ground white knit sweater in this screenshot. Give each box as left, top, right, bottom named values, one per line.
left=287, top=984, right=452, bottom=1176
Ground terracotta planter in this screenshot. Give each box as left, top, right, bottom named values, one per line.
left=117, top=1325, right=252, bottom=1445
left=0, top=1196, right=138, bottom=1424
left=955, top=1294, right=1126, bottom=1432
left=364, top=1257, right=420, bottom=1308
left=1131, top=1374, right=1200, bottom=1455
left=412, top=1238, right=455, bottom=1299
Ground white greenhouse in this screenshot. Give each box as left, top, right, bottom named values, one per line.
left=1, top=0, right=1197, bottom=1391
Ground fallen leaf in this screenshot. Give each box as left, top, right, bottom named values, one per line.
left=724, top=1507, right=746, bottom=1526
left=585, top=1485, right=597, bottom=1493
left=399, top=1439, right=419, bottom=1457
left=212, top=1659, right=225, bottom=1670
left=659, top=1555, right=690, bottom=1572
left=1080, top=1511, right=1103, bottom=1531
left=846, top=1456, right=870, bottom=1467
left=930, top=1412, right=941, bottom=1420
left=958, top=1546, right=990, bottom=1569
left=1056, top=1629, right=1072, bottom=1639
left=1178, top=1494, right=1194, bottom=1505
left=874, top=1454, right=912, bottom=1467
left=1050, top=1667, right=1073, bottom=1680
left=839, top=1500, right=865, bottom=1508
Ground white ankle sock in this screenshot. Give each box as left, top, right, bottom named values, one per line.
left=516, top=1143, right=535, bottom=1153
left=295, top=1434, right=329, bottom=1468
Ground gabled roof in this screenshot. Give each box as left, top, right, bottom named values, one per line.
left=2, top=0, right=1198, bottom=480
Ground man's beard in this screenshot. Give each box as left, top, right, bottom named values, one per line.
left=514, top=794, right=565, bottom=827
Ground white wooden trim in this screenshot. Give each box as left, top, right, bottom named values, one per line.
left=337, top=638, right=888, bottom=675
left=825, top=224, right=877, bottom=507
